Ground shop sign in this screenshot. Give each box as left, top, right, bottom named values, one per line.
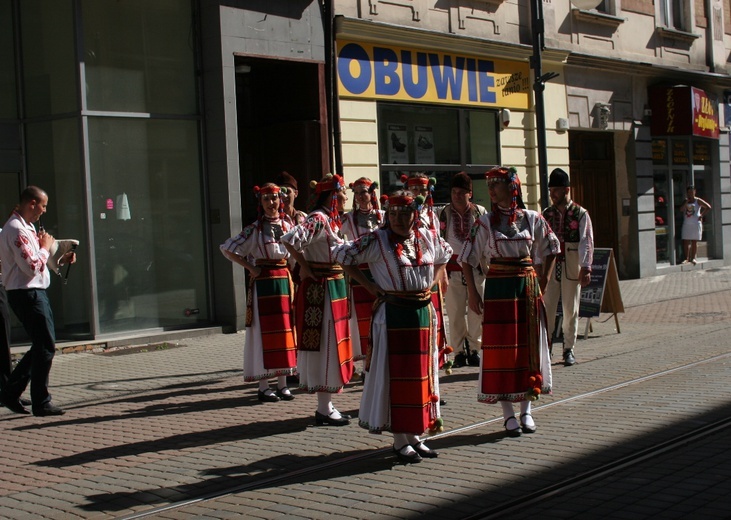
left=337, top=41, right=531, bottom=110
left=649, top=86, right=719, bottom=139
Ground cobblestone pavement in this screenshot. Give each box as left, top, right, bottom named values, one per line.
left=1, top=266, right=730, bottom=519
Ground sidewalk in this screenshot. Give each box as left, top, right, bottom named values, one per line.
left=0, top=265, right=729, bottom=519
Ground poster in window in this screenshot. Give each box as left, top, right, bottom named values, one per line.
left=414, top=126, right=435, bottom=164
left=387, top=124, right=409, bottom=164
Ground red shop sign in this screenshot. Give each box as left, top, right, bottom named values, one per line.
left=649, top=85, right=719, bottom=139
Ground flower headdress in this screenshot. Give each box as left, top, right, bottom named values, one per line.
left=308, top=173, right=345, bottom=230
left=401, top=174, right=437, bottom=230
left=486, top=166, right=524, bottom=226
left=383, top=191, right=425, bottom=264
left=349, top=177, right=380, bottom=211
left=253, top=183, right=284, bottom=228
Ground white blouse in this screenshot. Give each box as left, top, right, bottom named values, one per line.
left=336, top=228, right=452, bottom=292
left=459, top=208, right=560, bottom=269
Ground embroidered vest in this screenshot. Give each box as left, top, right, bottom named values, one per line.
left=543, top=201, right=587, bottom=245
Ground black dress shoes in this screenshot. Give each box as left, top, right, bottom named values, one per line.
left=504, top=416, right=522, bottom=437
left=520, top=412, right=536, bottom=434
left=1, top=395, right=30, bottom=414
left=275, top=387, right=295, bottom=401
left=563, top=350, right=576, bottom=366
left=32, top=403, right=65, bottom=417
left=412, top=442, right=439, bottom=458
left=258, top=389, right=280, bottom=402
left=20, top=397, right=32, bottom=407
left=393, top=445, right=422, bottom=464
left=314, top=410, right=350, bottom=426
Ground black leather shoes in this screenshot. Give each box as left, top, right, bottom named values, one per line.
left=563, top=350, right=576, bottom=366
left=520, top=412, right=537, bottom=434
left=275, top=387, right=295, bottom=401
left=32, top=403, right=65, bottom=417
left=1, top=395, right=30, bottom=415
left=504, top=416, right=522, bottom=437
left=315, top=410, right=350, bottom=426
left=412, top=442, right=439, bottom=458
left=20, top=397, right=32, bottom=407
left=393, top=445, right=422, bottom=464
left=257, top=389, right=280, bottom=402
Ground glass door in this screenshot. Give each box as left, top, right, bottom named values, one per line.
left=671, top=170, right=690, bottom=263
left=653, top=170, right=671, bottom=262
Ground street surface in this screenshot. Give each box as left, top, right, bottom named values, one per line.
left=1, top=263, right=730, bottom=519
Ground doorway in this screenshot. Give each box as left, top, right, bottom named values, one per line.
left=652, top=137, right=714, bottom=265
left=569, top=131, right=619, bottom=254
left=234, top=57, right=328, bottom=224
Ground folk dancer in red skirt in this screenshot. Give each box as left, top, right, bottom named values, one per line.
left=341, top=177, right=384, bottom=361
left=460, top=167, right=558, bottom=436
left=220, top=183, right=297, bottom=403
left=338, top=190, right=452, bottom=463
left=281, top=174, right=354, bottom=426
left=403, top=173, right=451, bottom=372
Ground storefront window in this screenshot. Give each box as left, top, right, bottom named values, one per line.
left=20, top=0, right=77, bottom=118
left=377, top=103, right=499, bottom=203
left=88, top=117, right=208, bottom=334
left=652, top=137, right=714, bottom=265
left=25, top=118, right=91, bottom=338
left=0, top=0, right=17, bottom=119
left=82, top=0, right=197, bottom=114
left=653, top=170, right=670, bottom=263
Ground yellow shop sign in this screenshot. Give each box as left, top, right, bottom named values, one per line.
left=337, top=41, right=530, bottom=110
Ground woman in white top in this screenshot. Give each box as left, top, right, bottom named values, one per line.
left=338, top=190, right=452, bottom=463
left=679, top=185, right=711, bottom=265
left=220, top=184, right=297, bottom=403
left=341, top=177, right=384, bottom=361
left=281, top=174, right=354, bottom=426
left=460, top=166, right=559, bottom=437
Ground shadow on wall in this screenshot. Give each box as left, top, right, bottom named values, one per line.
left=219, top=0, right=312, bottom=19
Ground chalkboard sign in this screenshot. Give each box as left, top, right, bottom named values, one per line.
left=579, top=249, right=611, bottom=318
left=554, top=248, right=624, bottom=337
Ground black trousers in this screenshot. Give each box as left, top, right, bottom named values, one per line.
left=0, top=286, right=12, bottom=391
left=3, top=289, right=56, bottom=406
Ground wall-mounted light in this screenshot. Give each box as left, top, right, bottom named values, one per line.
left=235, top=64, right=252, bottom=74
left=556, top=118, right=570, bottom=132
left=500, top=108, right=511, bottom=129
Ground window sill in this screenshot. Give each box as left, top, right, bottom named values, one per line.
left=571, top=8, right=626, bottom=28
left=655, top=26, right=700, bottom=43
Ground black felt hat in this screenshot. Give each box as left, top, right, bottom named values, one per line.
left=451, top=172, right=472, bottom=191
left=548, top=168, right=570, bottom=187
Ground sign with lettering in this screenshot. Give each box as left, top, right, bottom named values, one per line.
left=649, top=86, right=719, bottom=139
left=337, top=41, right=531, bottom=110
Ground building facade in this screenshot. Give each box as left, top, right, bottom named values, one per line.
left=1, top=0, right=730, bottom=341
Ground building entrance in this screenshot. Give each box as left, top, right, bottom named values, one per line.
left=234, top=57, right=327, bottom=223
left=652, top=137, right=714, bottom=264
left=569, top=131, right=619, bottom=255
